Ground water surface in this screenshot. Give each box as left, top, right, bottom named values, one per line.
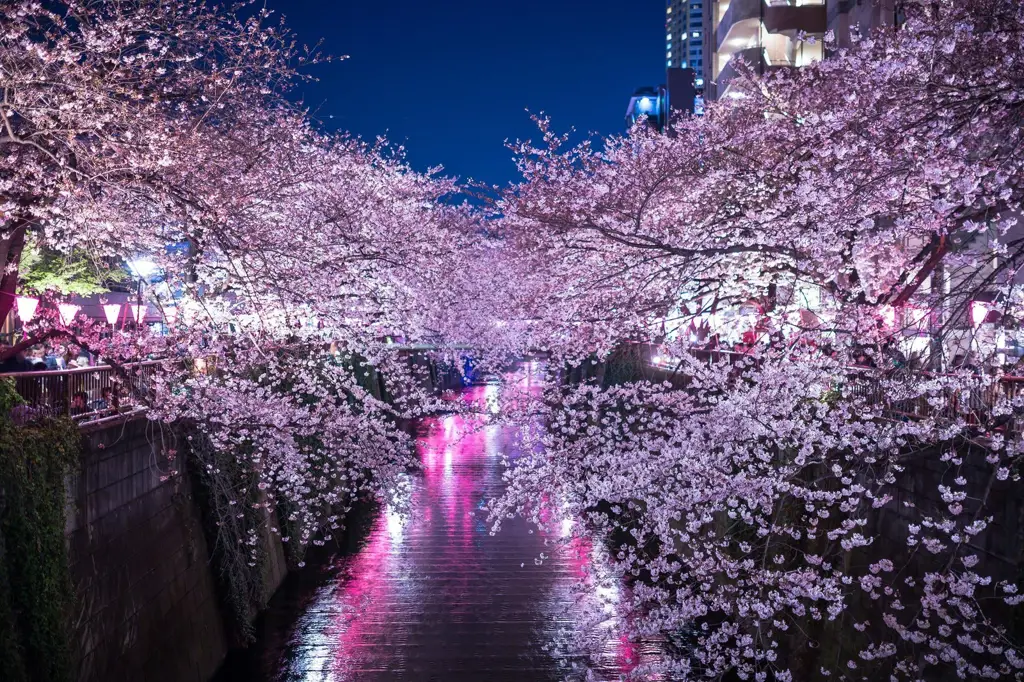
left=216, top=375, right=651, bottom=681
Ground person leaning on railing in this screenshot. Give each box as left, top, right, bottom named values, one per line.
left=70, top=392, right=89, bottom=416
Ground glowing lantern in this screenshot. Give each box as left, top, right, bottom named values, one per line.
left=57, top=303, right=80, bottom=325
left=880, top=305, right=896, bottom=327
left=103, top=303, right=122, bottom=326
left=15, top=296, right=38, bottom=323
left=971, top=301, right=989, bottom=327
left=131, top=304, right=147, bottom=324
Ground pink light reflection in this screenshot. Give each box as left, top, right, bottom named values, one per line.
left=283, top=376, right=648, bottom=680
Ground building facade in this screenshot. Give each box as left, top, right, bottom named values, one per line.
left=666, top=0, right=707, bottom=88
left=702, top=0, right=900, bottom=100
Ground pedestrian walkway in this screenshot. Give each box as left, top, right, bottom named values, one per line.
left=219, top=375, right=656, bottom=681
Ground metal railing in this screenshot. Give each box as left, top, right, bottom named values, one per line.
left=651, top=346, right=1024, bottom=436
left=1, top=361, right=160, bottom=424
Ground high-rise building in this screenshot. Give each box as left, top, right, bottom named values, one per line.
left=666, top=0, right=707, bottom=89
left=702, top=0, right=900, bottom=101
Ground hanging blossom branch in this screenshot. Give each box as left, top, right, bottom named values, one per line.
left=471, top=0, right=1024, bottom=679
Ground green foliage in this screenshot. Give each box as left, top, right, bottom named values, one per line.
left=19, top=239, right=126, bottom=297
left=185, top=432, right=268, bottom=646
left=0, top=378, right=80, bottom=682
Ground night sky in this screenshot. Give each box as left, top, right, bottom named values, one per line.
left=264, top=0, right=666, bottom=187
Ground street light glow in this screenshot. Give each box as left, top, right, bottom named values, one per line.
left=128, top=258, right=159, bottom=280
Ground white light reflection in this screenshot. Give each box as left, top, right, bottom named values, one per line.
left=443, top=447, right=454, bottom=480
left=385, top=505, right=405, bottom=544
left=484, top=382, right=500, bottom=414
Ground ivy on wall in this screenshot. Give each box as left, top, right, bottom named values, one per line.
left=185, top=431, right=268, bottom=646
left=0, top=378, right=79, bottom=682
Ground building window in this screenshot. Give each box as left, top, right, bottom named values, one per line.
left=667, top=5, right=672, bottom=13
left=667, top=59, right=673, bottom=66
left=692, top=31, right=700, bottom=37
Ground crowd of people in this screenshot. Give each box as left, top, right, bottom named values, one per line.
left=0, top=342, right=129, bottom=422
left=0, top=344, right=98, bottom=373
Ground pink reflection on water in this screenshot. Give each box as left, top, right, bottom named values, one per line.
left=284, top=368, right=648, bottom=681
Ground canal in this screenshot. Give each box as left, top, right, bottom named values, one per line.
left=215, top=371, right=656, bottom=681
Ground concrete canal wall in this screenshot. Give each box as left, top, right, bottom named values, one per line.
left=67, top=416, right=232, bottom=682
left=63, top=356, right=464, bottom=682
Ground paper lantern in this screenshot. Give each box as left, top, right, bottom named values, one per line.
left=971, top=301, right=989, bottom=327
left=57, top=303, right=80, bottom=325
left=15, top=296, right=38, bottom=323
left=103, top=303, right=122, bottom=325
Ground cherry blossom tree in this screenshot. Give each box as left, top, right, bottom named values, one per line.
left=1, top=0, right=480, bottom=560
left=486, top=0, right=1024, bottom=678
left=0, top=0, right=318, bottom=334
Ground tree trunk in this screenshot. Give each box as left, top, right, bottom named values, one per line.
left=0, top=217, right=30, bottom=328
left=929, top=261, right=946, bottom=371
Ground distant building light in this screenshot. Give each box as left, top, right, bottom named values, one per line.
left=696, top=77, right=704, bottom=86
left=667, top=59, right=673, bottom=66
left=638, top=97, right=655, bottom=113
left=692, top=31, right=700, bottom=37
left=667, top=33, right=673, bottom=40
left=667, top=5, right=672, bottom=12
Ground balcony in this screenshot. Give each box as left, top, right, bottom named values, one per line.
left=717, top=0, right=826, bottom=55
left=714, top=46, right=762, bottom=98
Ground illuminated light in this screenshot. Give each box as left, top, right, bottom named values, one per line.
left=103, top=303, right=122, bottom=325
left=971, top=301, right=989, bottom=327
left=132, top=304, right=147, bottom=324
left=485, top=383, right=501, bottom=414
left=907, top=307, right=929, bottom=327
left=637, top=97, right=654, bottom=113
left=385, top=506, right=404, bottom=544
left=57, top=303, right=80, bottom=325
left=15, top=296, right=38, bottom=323
left=127, top=257, right=159, bottom=280
left=880, top=305, right=896, bottom=327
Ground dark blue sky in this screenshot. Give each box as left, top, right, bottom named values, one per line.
left=266, top=0, right=666, bottom=187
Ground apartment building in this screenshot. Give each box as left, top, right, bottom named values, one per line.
left=703, top=0, right=899, bottom=100
left=666, top=0, right=707, bottom=88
